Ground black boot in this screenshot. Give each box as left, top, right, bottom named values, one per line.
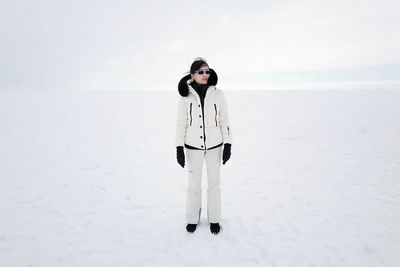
left=210, top=223, right=220, bottom=234
left=186, top=224, right=197, bottom=233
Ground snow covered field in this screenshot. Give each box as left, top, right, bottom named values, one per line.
left=1, top=89, right=399, bottom=267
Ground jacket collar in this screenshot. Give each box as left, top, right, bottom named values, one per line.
left=188, top=81, right=215, bottom=100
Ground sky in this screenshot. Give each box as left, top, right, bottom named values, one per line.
left=0, top=0, right=399, bottom=91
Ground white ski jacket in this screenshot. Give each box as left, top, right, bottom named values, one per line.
left=175, top=79, right=232, bottom=150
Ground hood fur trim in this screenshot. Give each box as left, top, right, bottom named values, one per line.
left=178, top=68, right=218, bottom=97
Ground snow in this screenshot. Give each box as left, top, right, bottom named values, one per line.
left=0, top=89, right=399, bottom=267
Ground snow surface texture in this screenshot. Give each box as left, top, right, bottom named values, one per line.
left=0, top=90, right=399, bottom=267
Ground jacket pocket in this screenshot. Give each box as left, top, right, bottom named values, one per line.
left=214, top=104, right=218, bottom=127
left=189, top=103, right=193, bottom=126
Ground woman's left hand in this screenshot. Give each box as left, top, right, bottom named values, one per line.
left=222, top=143, right=231, bottom=165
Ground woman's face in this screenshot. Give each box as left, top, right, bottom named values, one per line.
left=192, top=64, right=210, bottom=85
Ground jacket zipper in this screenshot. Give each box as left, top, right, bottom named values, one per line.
left=202, top=96, right=207, bottom=149
left=189, top=103, right=192, bottom=126
left=214, top=104, right=218, bottom=127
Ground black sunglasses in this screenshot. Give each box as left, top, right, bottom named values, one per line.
left=196, top=70, right=211, bottom=75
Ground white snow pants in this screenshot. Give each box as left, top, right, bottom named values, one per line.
left=185, top=147, right=222, bottom=224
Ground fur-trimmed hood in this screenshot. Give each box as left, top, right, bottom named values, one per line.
left=178, top=69, right=218, bottom=97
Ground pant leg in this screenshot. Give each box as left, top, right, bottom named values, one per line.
left=185, top=148, right=205, bottom=224
left=204, top=146, right=222, bottom=223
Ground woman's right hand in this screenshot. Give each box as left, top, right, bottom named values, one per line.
left=176, top=146, right=185, bottom=168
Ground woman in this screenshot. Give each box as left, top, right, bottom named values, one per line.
left=175, top=58, right=232, bottom=234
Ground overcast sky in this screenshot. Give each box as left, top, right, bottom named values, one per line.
left=1, top=0, right=399, bottom=91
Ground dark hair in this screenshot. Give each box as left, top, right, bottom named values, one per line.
left=190, top=57, right=209, bottom=74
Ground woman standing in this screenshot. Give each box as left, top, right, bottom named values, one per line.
left=175, top=58, right=232, bottom=234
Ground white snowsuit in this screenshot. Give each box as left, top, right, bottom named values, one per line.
left=175, top=79, right=232, bottom=224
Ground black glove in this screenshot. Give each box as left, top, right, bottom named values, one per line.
left=222, top=143, right=231, bottom=165
left=176, top=146, right=185, bottom=168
